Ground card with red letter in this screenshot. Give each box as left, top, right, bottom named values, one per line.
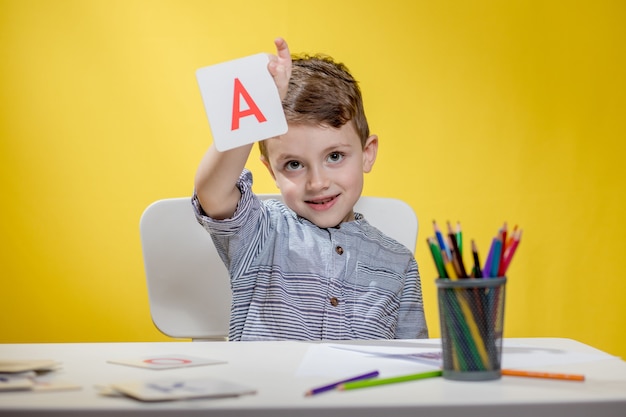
left=196, top=53, right=288, bottom=151
left=107, top=354, right=226, bottom=370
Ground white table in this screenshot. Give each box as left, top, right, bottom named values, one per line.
left=0, top=338, right=624, bottom=417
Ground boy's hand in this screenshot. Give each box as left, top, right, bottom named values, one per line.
left=268, top=37, right=291, bottom=100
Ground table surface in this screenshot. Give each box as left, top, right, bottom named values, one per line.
left=0, top=338, right=624, bottom=417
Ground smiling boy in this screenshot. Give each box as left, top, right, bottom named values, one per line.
left=192, top=38, right=428, bottom=341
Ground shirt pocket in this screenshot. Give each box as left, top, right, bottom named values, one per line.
left=348, top=262, right=404, bottom=338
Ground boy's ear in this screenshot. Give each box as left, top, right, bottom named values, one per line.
left=362, top=134, right=378, bottom=173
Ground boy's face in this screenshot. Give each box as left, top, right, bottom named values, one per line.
left=261, top=122, right=378, bottom=228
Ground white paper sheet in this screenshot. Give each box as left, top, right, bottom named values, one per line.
left=296, top=339, right=618, bottom=378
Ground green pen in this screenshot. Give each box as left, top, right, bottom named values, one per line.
left=338, top=370, right=443, bottom=390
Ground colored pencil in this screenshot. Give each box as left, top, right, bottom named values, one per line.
left=447, top=221, right=467, bottom=278
left=471, top=240, right=483, bottom=278
left=497, top=224, right=508, bottom=276
left=433, top=221, right=452, bottom=262
left=502, top=229, right=522, bottom=274
left=427, top=237, right=447, bottom=278
left=455, top=221, right=463, bottom=256
left=482, top=236, right=496, bottom=278
left=448, top=242, right=464, bottom=278
left=501, top=369, right=584, bottom=382
left=489, top=236, right=502, bottom=278
left=338, top=370, right=443, bottom=390
left=504, top=224, right=518, bottom=252
left=305, top=370, right=380, bottom=396
left=441, top=249, right=457, bottom=279
left=455, top=291, right=490, bottom=369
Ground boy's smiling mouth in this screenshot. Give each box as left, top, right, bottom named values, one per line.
left=305, top=194, right=340, bottom=209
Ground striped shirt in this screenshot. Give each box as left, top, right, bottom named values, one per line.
left=192, top=170, right=428, bottom=341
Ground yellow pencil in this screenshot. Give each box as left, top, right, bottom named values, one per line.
left=455, top=289, right=490, bottom=369
left=441, top=250, right=457, bottom=280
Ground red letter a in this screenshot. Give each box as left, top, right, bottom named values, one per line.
left=231, top=78, right=267, bottom=130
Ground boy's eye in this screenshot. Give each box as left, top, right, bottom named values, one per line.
left=285, top=160, right=303, bottom=171
left=327, top=152, right=344, bottom=163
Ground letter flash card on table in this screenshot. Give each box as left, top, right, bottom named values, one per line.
left=196, top=53, right=288, bottom=151
left=107, top=354, right=226, bottom=370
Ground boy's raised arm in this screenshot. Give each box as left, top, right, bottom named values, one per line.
left=194, top=38, right=291, bottom=219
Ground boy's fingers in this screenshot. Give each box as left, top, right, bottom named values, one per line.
left=268, top=37, right=290, bottom=77
left=268, top=37, right=291, bottom=99
left=274, top=37, right=290, bottom=60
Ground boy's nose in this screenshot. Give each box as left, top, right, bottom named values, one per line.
left=306, top=166, right=330, bottom=191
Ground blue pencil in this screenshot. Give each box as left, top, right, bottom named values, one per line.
left=490, top=238, right=502, bottom=278
left=433, top=221, right=452, bottom=261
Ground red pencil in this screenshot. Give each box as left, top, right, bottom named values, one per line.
left=502, top=229, right=522, bottom=275
left=497, top=223, right=507, bottom=276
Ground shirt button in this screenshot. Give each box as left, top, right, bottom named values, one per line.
left=335, top=246, right=344, bottom=255
left=329, top=297, right=339, bottom=307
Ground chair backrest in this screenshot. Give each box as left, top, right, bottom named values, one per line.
left=140, top=195, right=418, bottom=340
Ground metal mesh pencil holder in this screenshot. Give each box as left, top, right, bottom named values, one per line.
left=435, top=277, right=507, bottom=381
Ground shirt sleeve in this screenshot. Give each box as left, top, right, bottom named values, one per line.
left=395, top=258, right=429, bottom=339
left=191, top=169, right=256, bottom=233
left=191, top=169, right=265, bottom=275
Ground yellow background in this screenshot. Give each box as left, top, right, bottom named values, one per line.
left=1, top=1, right=624, bottom=358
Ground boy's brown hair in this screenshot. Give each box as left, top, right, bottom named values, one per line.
left=259, top=54, right=370, bottom=159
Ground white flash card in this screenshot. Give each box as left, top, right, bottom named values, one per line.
left=196, top=53, right=288, bottom=151
left=107, top=354, right=226, bottom=370
left=109, top=377, right=256, bottom=402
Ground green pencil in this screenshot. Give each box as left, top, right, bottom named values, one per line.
left=338, top=370, right=442, bottom=390
left=427, top=237, right=447, bottom=278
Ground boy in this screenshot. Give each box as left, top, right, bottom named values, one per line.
left=193, top=38, right=428, bottom=341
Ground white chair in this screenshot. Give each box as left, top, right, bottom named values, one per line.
left=140, top=195, right=418, bottom=340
